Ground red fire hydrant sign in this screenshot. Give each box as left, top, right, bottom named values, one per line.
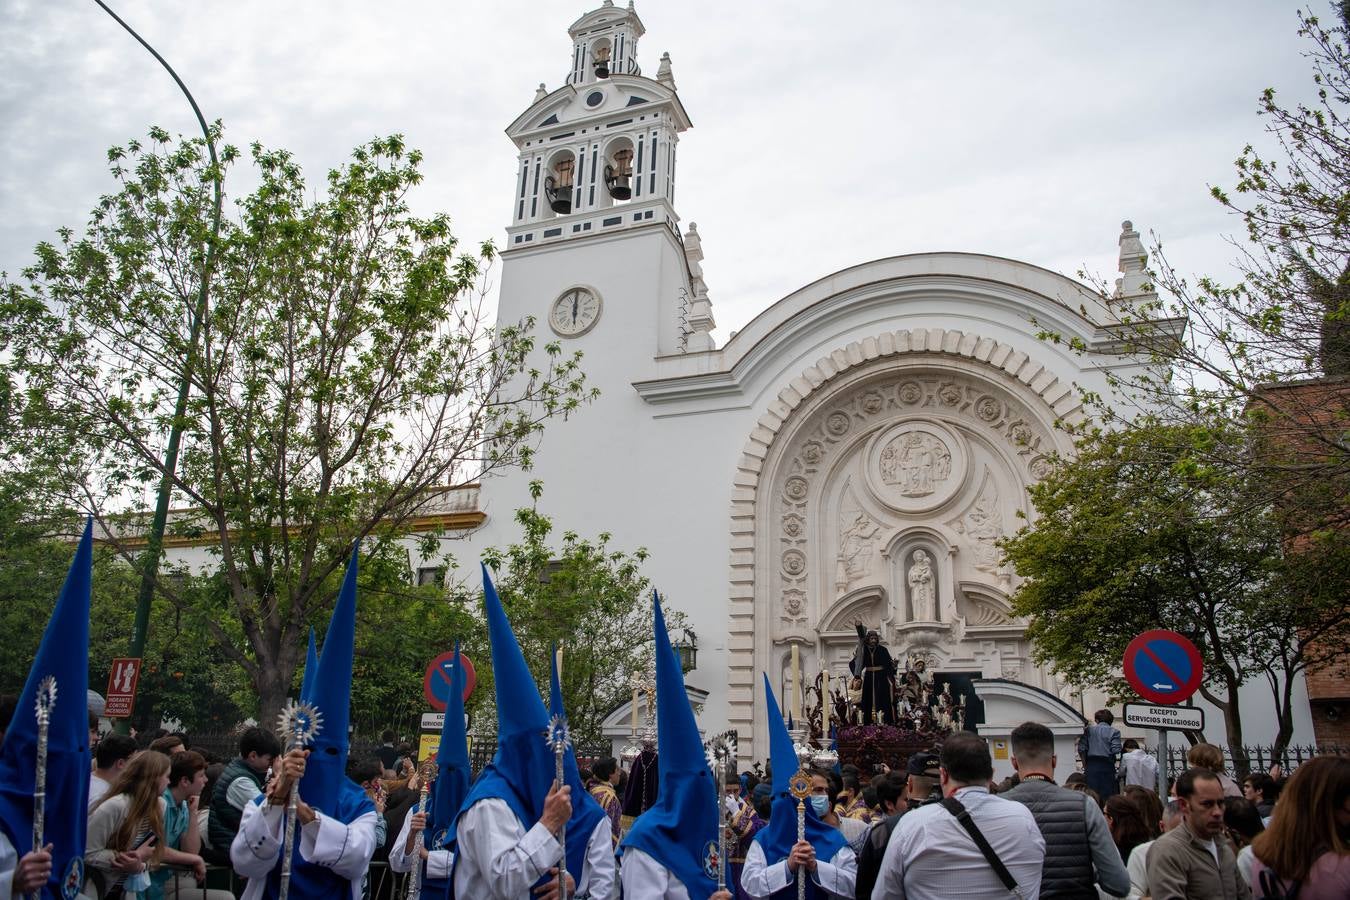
left=104, top=658, right=142, bottom=718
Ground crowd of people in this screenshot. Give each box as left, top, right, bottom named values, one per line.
left=1, top=527, right=1347, bottom=900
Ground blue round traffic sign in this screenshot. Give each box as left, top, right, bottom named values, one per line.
left=1123, top=630, right=1203, bottom=705
left=422, top=651, right=476, bottom=712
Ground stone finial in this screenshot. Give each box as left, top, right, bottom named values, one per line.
left=656, top=51, right=676, bottom=90
left=1114, top=219, right=1151, bottom=299
left=534, top=83, right=548, bottom=103
left=683, top=222, right=715, bottom=351
left=602, top=0, right=615, bottom=7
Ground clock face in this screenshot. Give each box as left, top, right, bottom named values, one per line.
left=549, top=287, right=602, bottom=337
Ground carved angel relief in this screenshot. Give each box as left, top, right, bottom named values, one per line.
left=951, top=472, right=1006, bottom=575
left=835, top=483, right=880, bottom=593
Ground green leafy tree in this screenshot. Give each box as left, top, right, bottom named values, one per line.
left=480, top=485, right=682, bottom=746
left=1001, top=418, right=1350, bottom=774
left=0, top=127, right=593, bottom=725
left=1078, top=6, right=1350, bottom=523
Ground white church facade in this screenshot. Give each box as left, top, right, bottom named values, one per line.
left=442, top=1, right=1210, bottom=768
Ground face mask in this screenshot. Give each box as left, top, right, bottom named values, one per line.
left=809, top=794, right=830, bottom=817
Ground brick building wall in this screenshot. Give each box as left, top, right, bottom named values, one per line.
left=1251, top=377, right=1350, bottom=745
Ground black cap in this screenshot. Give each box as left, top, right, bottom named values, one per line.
left=907, top=751, right=941, bottom=777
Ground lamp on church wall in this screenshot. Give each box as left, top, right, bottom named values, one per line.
left=673, top=628, right=698, bottom=674
left=604, top=146, right=634, bottom=200
left=593, top=42, right=612, bottom=79
left=544, top=155, right=575, bottom=214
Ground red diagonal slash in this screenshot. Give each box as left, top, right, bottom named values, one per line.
left=1139, top=644, right=1183, bottom=689
left=435, top=664, right=454, bottom=688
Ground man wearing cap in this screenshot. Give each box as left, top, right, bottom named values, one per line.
left=852, top=753, right=941, bottom=899
left=230, top=548, right=379, bottom=900
left=453, top=567, right=614, bottom=900
left=871, top=733, right=1045, bottom=900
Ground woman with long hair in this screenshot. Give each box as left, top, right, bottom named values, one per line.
left=1104, top=794, right=1151, bottom=865
left=86, top=751, right=170, bottom=896
left=1124, top=785, right=1164, bottom=840
left=1250, top=756, right=1350, bottom=899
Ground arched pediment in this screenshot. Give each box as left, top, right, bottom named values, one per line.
left=819, top=587, right=888, bottom=636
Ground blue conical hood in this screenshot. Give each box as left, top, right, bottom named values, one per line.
left=430, top=642, right=470, bottom=834
left=299, top=627, right=318, bottom=703
left=618, top=593, right=718, bottom=896
left=456, top=564, right=555, bottom=836
left=484, top=564, right=548, bottom=738
left=753, top=673, right=846, bottom=878
left=425, top=641, right=471, bottom=900
left=547, top=645, right=608, bottom=886
left=0, top=519, right=93, bottom=899
left=297, top=544, right=358, bottom=812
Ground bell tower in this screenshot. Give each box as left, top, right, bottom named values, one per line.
left=497, top=1, right=710, bottom=358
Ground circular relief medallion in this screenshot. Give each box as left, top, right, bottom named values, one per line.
left=784, top=476, right=809, bottom=501
left=864, top=420, right=968, bottom=514
left=782, top=549, right=806, bottom=576
left=826, top=411, right=852, bottom=436
left=897, top=381, right=923, bottom=405
left=1028, top=455, right=1053, bottom=481
left=974, top=395, right=1002, bottom=422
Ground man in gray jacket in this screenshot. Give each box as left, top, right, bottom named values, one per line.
left=1003, top=721, right=1131, bottom=899
left=1146, top=768, right=1250, bottom=900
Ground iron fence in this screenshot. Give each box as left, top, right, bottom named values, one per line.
left=1160, top=743, right=1348, bottom=778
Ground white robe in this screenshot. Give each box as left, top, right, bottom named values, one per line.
left=740, top=840, right=856, bottom=899
left=0, top=829, right=16, bottom=900
left=620, top=847, right=709, bottom=900
left=451, top=798, right=616, bottom=900
left=229, top=798, right=378, bottom=900
left=387, top=810, right=452, bottom=880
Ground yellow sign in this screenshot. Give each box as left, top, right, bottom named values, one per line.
left=418, top=733, right=471, bottom=763
left=993, top=740, right=1008, bottom=760
left=418, top=733, right=440, bottom=762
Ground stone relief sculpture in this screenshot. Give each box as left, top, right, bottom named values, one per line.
left=907, top=549, right=937, bottom=621
left=955, top=477, right=1005, bottom=573
left=835, top=493, right=881, bottom=591
left=880, top=430, right=952, bottom=497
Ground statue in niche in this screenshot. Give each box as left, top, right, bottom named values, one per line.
left=880, top=431, right=952, bottom=497
left=836, top=508, right=880, bottom=589
left=908, top=549, right=937, bottom=621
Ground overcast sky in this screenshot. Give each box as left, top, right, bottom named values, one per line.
left=1, top=0, right=1322, bottom=339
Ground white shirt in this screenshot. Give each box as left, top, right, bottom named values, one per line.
left=1122, top=839, right=1153, bottom=899
left=619, top=847, right=693, bottom=900
left=387, top=809, right=452, bottom=880
left=740, top=839, right=856, bottom=898
left=87, top=773, right=112, bottom=812
left=871, top=786, right=1045, bottom=900
left=229, top=798, right=378, bottom=900
left=1120, top=750, right=1159, bottom=788
left=451, top=798, right=616, bottom=900
left=0, top=828, right=16, bottom=900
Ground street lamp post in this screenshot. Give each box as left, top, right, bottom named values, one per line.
left=93, top=1, right=223, bottom=732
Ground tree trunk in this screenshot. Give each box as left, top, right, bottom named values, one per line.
left=255, top=660, right=292, bottom=732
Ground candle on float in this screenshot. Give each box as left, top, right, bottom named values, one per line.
left=630, top=683, right=639, bottom=735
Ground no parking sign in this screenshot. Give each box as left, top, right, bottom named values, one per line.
left=1122, top=630, right=1203, bottom=705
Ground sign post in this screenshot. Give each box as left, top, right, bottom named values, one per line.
left=104, top=658, right=142, bottom=719
left=1122, top=630, right=1204, bottom=799
left=420, top=651, right=476, bottom=761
